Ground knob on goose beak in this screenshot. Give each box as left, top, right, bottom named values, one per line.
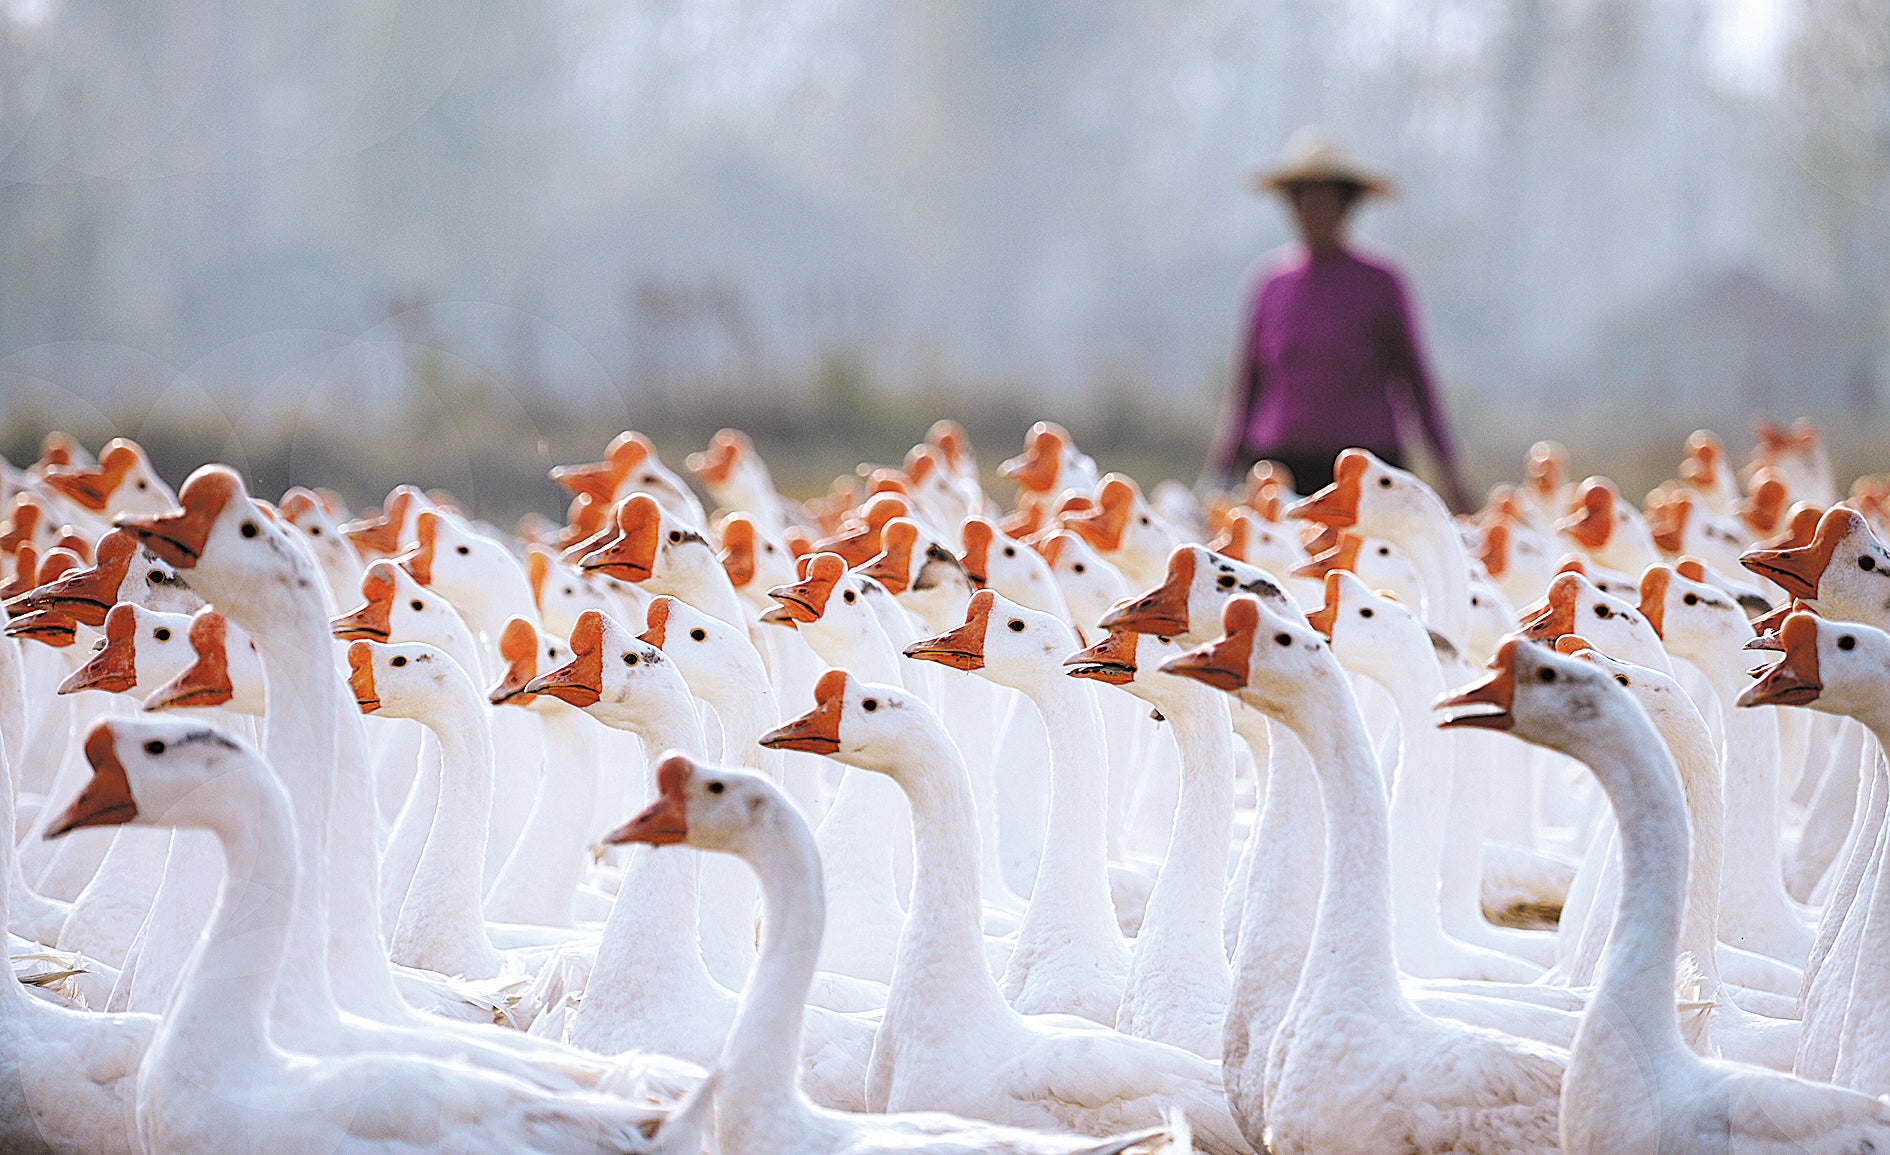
left=45, top=722, right=139, bottom=838
left=578, top=494, right=662, bottom=583
left=858, top=519, right=920, bottom=595
left=488, top=617, right=543, bottom=707
left=8, top=531, right=135, bottom=626
left=59, top=603, right=140, bottom=695
left=331, top=563, right=397, bottom=641
left=1737, top=611, right=1824, bottom=708
left=1286, top=450, right=1368, bottom=528
left=117, top=466, right=242, bottom=569
left=523, top=610, right=606, bottom=708
left=767, top=554, right=847, bottom=625
left=1435, top=638, right=1523, bottom=731
left=1637, top=566, right=1672, bottom=638
left=604, top=753, right=694, bottom=846
left=1099, top=548, right=1196, bottom=637
left=143, top=611, right=237, bottom=712
left=1157, top=596, right=1260, bottom=692
left=759, top=669, right=849, bottom=753
left=1064, top=628, right=1140, bottom=686
left=904, top=589, right=994, bottom=671
left=1739, top=507, right=1864, bottom=602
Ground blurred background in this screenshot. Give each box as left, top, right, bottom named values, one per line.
left=1, top=0, right=1885, bottom=518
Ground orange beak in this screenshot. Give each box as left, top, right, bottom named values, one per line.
left=1064, top=628, right=1139, bottom=685
left=759, top=668, right=849, bottom=753
left=718, top=514, right=760, bottom=589
left=1156, top=596, right=1259, bottom=691
left=1063, top=478, right=1135, bottom=553
left=117, top=467, right=241, bottom=569
left=331, top=563, right=397, bottom=641
left=398, top=510, right=440, bottom=586
left=959, top=518, right=999, bottom=586
left=1475, top=522, right=1510, bottom=579
left=1646, top=493, right=1689, bottom=556
left=549, top=461, right=620, bottom=505
left=1738, top=611, right=1823, bottom=708
left=767, top=553, right=846, bottom=624
left=1518, top=573, right=1582, bottom=643
left=340, top=488, right=413, bottom=559
left=524, top=610, right=606, bottom=707
left=1638, top=566, right=1672, bottom=638
left=1739, top=507, right=1859, bottom=601
left=1098, top=549, right=1195, bottom=637
left=1558, top=481, right=1616, bottom=551
left=346, top=641, right=382, bottom=714
left=687, top=430, right=744, bottom=487
left=1292, top=534, right=1361, bottom=582
left=1435, top=638, right=1521, bottom=730
left=579, top=494, right=663, bottom=583
left=488, top=617, right=543, bottom=706
left=1554, top=633, right=1597, bottom=656
left=59, top=603, right=140, bottom=695
left=8, top=530, right=133, bottom=626
left=1305, top=571, right=1346, bottom=640
left=858, top=519, right=919, bottom=595
left=1286, top=450, right=1366, bottom=528
left=45, top=722, right=140, bottom=838
left=142, top=611, right=236, bottom=711
left=603, top=754, right=692, bottom=846
left=1738, top=472, right=1789, bottom=538
left=904, top=589, right=994, bottom=671
left=998, top=426, right=1064, bottom=494
left=6, top=608, right=77, bottom=647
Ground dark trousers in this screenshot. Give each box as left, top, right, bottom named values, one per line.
left=1231, top=447, right=1404, bottom=494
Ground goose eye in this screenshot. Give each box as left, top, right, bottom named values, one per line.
left=1274, top=632, right=1292, bottom=646
left=669, top=530, right=683, bottom=543
left=1377, top=546, right=1389, bottom=556
left=146, top=570, right=162, bottom=584
left=1538, top=667, right=1557, bottom=682
left=1471, top=596, right=1481, bottom=606
left=1615, top=674, right=1630, bottom=687
left=1217, top=574, right=1236, bottom=588
left=642, top=475, right=658, bottom=485
left=563, top=587, right=574, bottom=596
left=1008, top=619, right=1025, bottom=632
left=549, top=648, right=560, bottom=659
left=1683, top=593, right=1698, bottom=605
left=136, top=480, right=147, bottom=490
left=240, top=522, right=258, bottom=538
left=1378, top=477, right=1393, bottom=488
left=1594, top=605, right=1610, bottom=618
left=1861, top=556, right=1877, bottom=571
left=1359, top=608, right=1374, bottom=618
left=410, top=600, right=424, bottom=612
left=862, top=698, right=878, bottom=711
left=764, top=543, right=776, bottom=553
left=1003, top=546, right=1016, bottom=557
left=624, top=652, right=639, bottom=666
left=310, top=526, right=322, bottom=536
left=842, top=590, right=857, bottom=604
left=707, top=780, right=724, bottom=794
left=154, top=627, right=171, bottom=641
left=391, top=655, right=407, bottom=667
left=456, top=545, right=470, bottom=555
left=144, top=740, right=165, bottom=755
left=1138, top=516, right=1151, bottom=525
left=1839, top=635, right=1857, bottom=651
left=1072, top=563, right=1085, bottom=573
left=689, top=628, right=707, bottom=642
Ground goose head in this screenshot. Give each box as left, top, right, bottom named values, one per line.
left=904, top=587, right=1079, bottom=693
left=958, top=516, right=1066, bottom=618
left=1738, top=611, right=1890, bottom=722
left=7, top=530, right=196, bottom=625
left=1521, top=440, right=1571, bottom=524
left=1555, top=477, right=1660, bottom=574
left=487, top=616, right=572, bottom=712
left=331, top=559, right=474, bottom=661
left=1, top=492, right=59, bottom=557
left=1292, top=531, right=1426, bottom=610
left=815, top=493, right=910, bottom=568
left=857, top=517, right=974, bottom=632
left=1636, top=562, right=1749, bottom=665
left=59, top=603, right=191, bottom=697
left=1475, top=518, right=1559, bottom=610
left=1436, top=637, right=1655, bottom=768
left=141, top=608, right=266, bottom=715
left=637, top=594, right=769, bottom=698
left=686, top=428, right=769, bottom=502
left=1553, top=636, right=1709, bottom=747
left=1464, top=573, right=1520, bottom=668
left=999, top=421, right=1078, bottom=500
left=397, top=510, right=522, bottom=618
left=1156, top=593, right=1343, bottom=732
left=1064, top=626, right=1208, bottom=716
left=527, top=546, right=618, bottom=639
left=1098, top=544, right=1290, bottom=645
left=760, top=668, right=944, bottom=780
left=278, top=487, right=363, bottom=607
left=1309, top=570, right=1450, bottom=688
left=1060, top=474, right=1181, bottom=588
left=44, top=716, right=274, bottom=841
left=1645, top=489, right=1751, bottom=575
left=578, top=492, right=718, bottom=591
left=1740, top=507, right=1890, bottom=626
left=763, top=553, right=888, bottom=657
left=116, top=465, right=322, bottom=626
left=1518, top=570, right=1668, bottom=672
left=715, top=513, right=799, bottom=610
left=6, top=548, right=87, bottom=650
left=1678, top=430, right=1739, bottom=515
left=42, top=438, right=176, bottom=518
left=345, top=639, right=476, bottom=722
left=1208, top=506, right=1308, bottom=582
left=1038, top=529, right=1130, bottom=641
left=553, top=431, right=705, bottom=530
left=1288, top=448, right=1449, bottom=541
left=1748, top=417, right=1833, bottom=507
left=526, top=609, right=695, bottom=732
left=341, top=486, right=431, bottom=560
left=606, top=753, right=799, bottom=859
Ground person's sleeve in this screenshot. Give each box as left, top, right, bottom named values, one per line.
left=1212, top=278, right=1269, bottom=476
left=1383, top=270, right=1457, bottom=467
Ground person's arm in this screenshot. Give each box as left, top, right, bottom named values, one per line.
left=1383, top=272, right=1470, bottom=510
left=1208, top=279, right=1269, bottom=484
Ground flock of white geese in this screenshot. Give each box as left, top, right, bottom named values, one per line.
left=4, top=418, right=1890, bottom=1152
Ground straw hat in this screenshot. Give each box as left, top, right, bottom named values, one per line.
left=1253, top=127, right=1393, bottom=197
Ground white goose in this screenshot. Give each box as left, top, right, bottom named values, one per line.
left=761, top=671, right=1252, bottom=1153
left=1448, top=638, right=1890, bottom=1154
left=611, top=752, right=1190, bottom=1155
left=1163, top=596, right=1564, bottom=1155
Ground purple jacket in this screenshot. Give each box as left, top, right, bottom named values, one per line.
left=1221, top=246, right=1456, bottom=472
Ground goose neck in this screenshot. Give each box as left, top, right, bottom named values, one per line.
left=718, top=812, right=825, bottom=1111
left=1143, top=689, right=1235, bottom=923
left=1015, top=677, right=1112, bottom=911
